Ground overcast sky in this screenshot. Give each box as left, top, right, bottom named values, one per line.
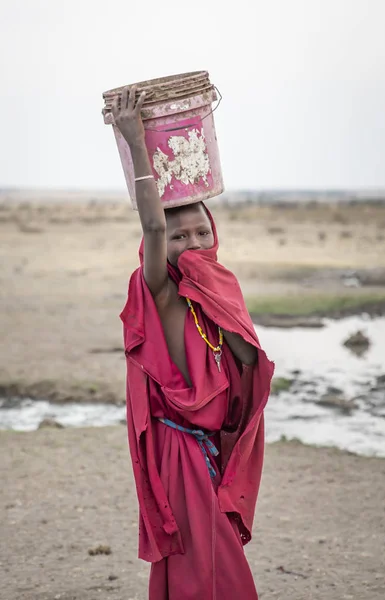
left=1, top=0, right=385, bottom=191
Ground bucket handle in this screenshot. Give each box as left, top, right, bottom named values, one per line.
left=144, top=86, right=222, bottom=133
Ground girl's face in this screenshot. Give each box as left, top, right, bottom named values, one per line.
left=166, top=204, right=214, bottom=267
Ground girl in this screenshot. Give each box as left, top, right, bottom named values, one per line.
left=112, top=85, right=274, bottom=600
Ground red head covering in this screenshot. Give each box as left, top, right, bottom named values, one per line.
left=121, top=205, right=274, bottom=563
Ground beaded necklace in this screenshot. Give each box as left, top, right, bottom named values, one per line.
left=186, top=297, right=223, bottom=372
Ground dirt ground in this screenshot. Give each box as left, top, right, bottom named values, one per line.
left=1, top=198, right=385, bottom=403
left=1, top=426, right=384, bottom=600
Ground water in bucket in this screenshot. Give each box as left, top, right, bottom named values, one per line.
left=102, top=71, right=224, bottom=209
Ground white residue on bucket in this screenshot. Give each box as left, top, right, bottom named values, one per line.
left=169, top=102, right=190, bottom=111
left=153, top=128, right=211, bottom=197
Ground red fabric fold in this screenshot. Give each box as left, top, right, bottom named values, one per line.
left=121, top=207, right=274, bottom=564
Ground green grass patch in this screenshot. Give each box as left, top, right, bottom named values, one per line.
left=245, top=292, right=385, bottom=317
left=271, top=377, right=294, bottom=394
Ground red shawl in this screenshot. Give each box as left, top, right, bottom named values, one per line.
left=121, top=207, right=274, bottom=563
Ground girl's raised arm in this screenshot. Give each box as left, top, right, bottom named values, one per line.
left=112, top=86, right=169, bottom=300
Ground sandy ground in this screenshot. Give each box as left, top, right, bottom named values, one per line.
left=1, top=198, right=385, bottom=599
left=1, top=199, right=385, bottom=403
left=1, top=426, right=384, bottom=600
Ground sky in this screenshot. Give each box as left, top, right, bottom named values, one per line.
left=1, top=0, right=385, bottom=191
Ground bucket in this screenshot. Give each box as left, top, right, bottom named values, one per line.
left=102, top=71, right=224, bottom=209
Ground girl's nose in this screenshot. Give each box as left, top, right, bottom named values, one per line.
left=187, top=236, right=201, bottom=250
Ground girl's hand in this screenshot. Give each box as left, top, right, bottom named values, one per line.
left=111, top=85, right=146, bottom=148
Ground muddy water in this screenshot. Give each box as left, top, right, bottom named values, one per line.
left=1, top=316, right=384, bottom=457
left=261, top=315, right=385, bottom=457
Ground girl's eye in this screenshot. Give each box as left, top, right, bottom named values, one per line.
left=172, top=234, right=185, bottom=240
left=199, top=231, right=210, bottom=236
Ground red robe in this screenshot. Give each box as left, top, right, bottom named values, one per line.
left=121, top=209, right=274, bottom=599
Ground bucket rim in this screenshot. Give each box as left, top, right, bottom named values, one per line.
left=102, top=71, right=210, bottom=98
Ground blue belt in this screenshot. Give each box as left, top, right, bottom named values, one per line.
left=158, top=417, right=219, bottom=479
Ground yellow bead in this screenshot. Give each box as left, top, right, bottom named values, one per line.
left=186, top=297, right=223, bottom=355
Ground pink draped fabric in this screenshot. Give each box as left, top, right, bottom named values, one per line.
left=121, top=208, right=274, bottom=598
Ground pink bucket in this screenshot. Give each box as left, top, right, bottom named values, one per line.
left=102, top=71, right=224, bottom=209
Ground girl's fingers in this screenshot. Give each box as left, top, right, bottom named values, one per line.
left=128, top=85, right=137, bottom=110
left=121, top=86, right=129, bottom=111
left=135, top=91, right=146, bottom=115
left=112, top=84, right=144, bottom=121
